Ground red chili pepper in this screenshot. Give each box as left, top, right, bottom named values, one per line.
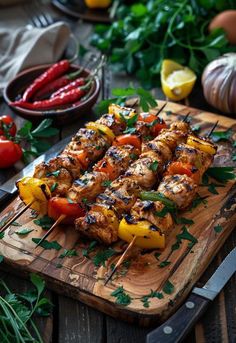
left=22, top=60, right=70, bottom=101
left=51, top=77, right=85, bottom=98
left=33, top=68, right=84, bottom=100
left=12, top=85, right=88, bottom=110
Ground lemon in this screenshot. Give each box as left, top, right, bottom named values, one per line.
left=161, top=60, right=197, bottom=101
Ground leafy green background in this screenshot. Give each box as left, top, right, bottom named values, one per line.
left=91, top=0, right=236, bottom=88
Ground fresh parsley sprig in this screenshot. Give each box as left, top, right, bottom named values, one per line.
left=96, top=86, right=157, bottom=114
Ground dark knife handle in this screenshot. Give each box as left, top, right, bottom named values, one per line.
left=146, top=294, right=210, bottom=343
left=0, top=189, right=14, bottom=208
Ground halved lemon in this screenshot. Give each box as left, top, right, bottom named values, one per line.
left=161, top=60, right=197, bottom=101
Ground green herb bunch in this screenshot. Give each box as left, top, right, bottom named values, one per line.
left=92, top=0, right=236, bottom=88
left=0, top=273, right=52, bottom=343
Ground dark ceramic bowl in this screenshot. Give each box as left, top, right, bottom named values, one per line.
left=4, top=64, right=100, bottom=126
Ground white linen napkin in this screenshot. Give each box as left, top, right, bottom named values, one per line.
left=0, top=21, right=71, bottom=93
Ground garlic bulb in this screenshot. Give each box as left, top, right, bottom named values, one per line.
left=202, top=53, right=236, bottom=114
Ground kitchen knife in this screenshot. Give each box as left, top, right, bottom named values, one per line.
left=0, top=134, right=73, bottom=206
left=146, top=247, right=236, bottom=343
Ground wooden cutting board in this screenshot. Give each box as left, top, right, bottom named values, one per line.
left=0, top=101, right=235, bottom=327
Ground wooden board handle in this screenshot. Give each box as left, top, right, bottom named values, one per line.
left=146, top=294, right=210, bottom=343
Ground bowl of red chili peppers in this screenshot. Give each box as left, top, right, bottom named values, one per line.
left=4, top=59, right=100, bottom=125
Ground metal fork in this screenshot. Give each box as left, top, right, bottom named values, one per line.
left=24, top=0, right=54, bottom=28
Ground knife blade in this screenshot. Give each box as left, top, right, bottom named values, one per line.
left=0, top=134, right=73, bottom=205
left=146, top=247, right=236, bottom=343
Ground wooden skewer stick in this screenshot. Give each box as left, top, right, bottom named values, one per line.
left=206, top=121, right=219, bottom=138
left=0, top=200, right=34, bottom=233
left=34, top=214, right=66, bottom=248
left=104, top=236, right=137, bottom=286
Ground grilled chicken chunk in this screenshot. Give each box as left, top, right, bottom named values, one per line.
left=158, top=174, right=197, bottom=209
left=142, top=141, right=172, bottom=165
left=124, top=155, right=160, bottom=189
left=131, top=199, right=173, bottom=233
left=68, top=171, right=109, bottom=203
left=175, top=143, right=214, bottom=174
left=155, top=129, right=188, bottom=151
left=97, top=177, right=142, bottom=214
left=76, top=204, right=119, bottom=245
left=38, top=168, right=72, bottom=196
left=66, top=128, right=109, bottom=161
left=100, top=145, right=138, bottom=176
left=96, top=114, right=125, bottom=136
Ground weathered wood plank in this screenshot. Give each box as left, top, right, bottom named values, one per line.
left=58, top=296, right=104, bottom=343
left=106, top=316, right=148, bottom=343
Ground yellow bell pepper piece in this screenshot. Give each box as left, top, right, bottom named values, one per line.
left=187, top=135, right=217, bottom=155
left=118, top=217, right=165, bottom=249
left=85, top=0, right=111, bottom=9
left=86, top=122, right=115, bottom=142
left=108, top=104, right=136, bottom=121
left=16, top=177, right=51, bottom=215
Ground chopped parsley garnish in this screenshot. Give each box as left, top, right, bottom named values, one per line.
left=159, top=260, right=171, bottom=268
left=214, top=224, right=223, bottom=234
left=50, top=182, right=58, bottom=192
left=111, top=286, right=132, bottom=306
left=102, top=180, right=112, bottom=187
left=143, top=135, right=152, bottom=141
left=148, top=160, right=158, bottom=172
left=59, top=249, right=78, bottom=258
left=171, top=226, right=198, bottom=252
left=192, top=124, right=201, bottom=133
left=67, top=197, right=75, bottom=204
left=82, top=197, right=88, bottom=204
left=15, top=228, right=34, bottom=236
left=11, top=221, right=21, bottom=226
left=211, top=129, right=232, bottom=142
left=56, top=263, right=63, bottom=268
left=154, top=252, right=161, bottom=260
left=82, top=240, right=98, bottom=258
left=154, top=206, right=171, bottom=217
left=166, top=111, right=172, bottom=116
left=123, top=127, right=137, bottom=134
left=130, top=153, right=138, bottom=160
left=46, top=170, right=60, bottom=177
left=0, top=232, right=5, bottom=239
left=34, top=215, right=54, bottom=230
left=163, top=280, right=174, bottom=295
left=141, top=289, right=164, bottom=308
left=95, top=145, right=101, bottom=150
left=93, top=248, right=117, bottom=267
left=205, top=167, right=235, bottom=184
left=188, top=194, right=208, bottom=212
left=32, top=238, right=62, bottom=250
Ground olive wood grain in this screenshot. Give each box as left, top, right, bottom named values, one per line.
left=0, top=101, right=235, bottom=327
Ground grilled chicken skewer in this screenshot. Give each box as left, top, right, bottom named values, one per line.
left=35, top=109, right=168, bottom=246
left=0, top=105, right=138, bottom=234
left=105, top=127, right=217, bottom=284
left=76, top=121, right=190, bottom=244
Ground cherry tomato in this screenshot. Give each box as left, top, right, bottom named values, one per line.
left=166, top=162, right=200, bottom=183
left=48, top=197, right=86, bottom=223
left=0, top=139, right=22, bottom=168
left=138, top=113, right=167, bottom=136
left=0, top=116, right=17, bottom=137
left=113, top=134, right=141, bottom=152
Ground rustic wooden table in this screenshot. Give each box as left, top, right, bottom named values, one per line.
left=0, top=1, right=235, bottom=342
